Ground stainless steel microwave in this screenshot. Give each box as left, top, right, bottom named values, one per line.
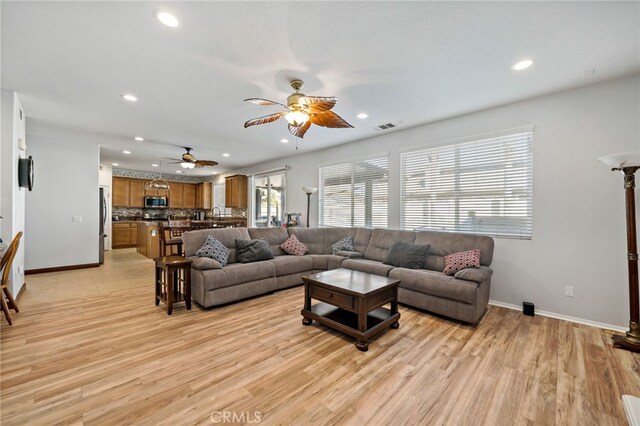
left=144, top=196, right=168, bottom=208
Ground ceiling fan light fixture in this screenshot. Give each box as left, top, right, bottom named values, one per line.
left=180, top=161, right=196, bottom=169
left=285, top=110, right=309, bottom=127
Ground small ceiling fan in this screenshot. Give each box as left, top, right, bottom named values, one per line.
left=244, top=79, right=353, bottom=139
left=166, top=147, right=219, bottom=169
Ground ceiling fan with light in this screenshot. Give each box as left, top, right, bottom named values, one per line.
left=244, top=79, right=353, bottom=139
left=166, top=147, right=219, bottom=169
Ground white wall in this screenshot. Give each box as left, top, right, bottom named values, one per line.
left=243, top=75, right=640, bottom=327
left=25, top=133, right=100, bottom=269
left=1, top=90, right=26, bottom=296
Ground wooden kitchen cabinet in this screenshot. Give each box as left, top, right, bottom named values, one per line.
left=225, top=175, right=247, bottom=209
left=169, top=183, right=184, bottom=208
left=128, top=179, right=145, bottom=208
left=113, top=222, right=137, bottom=248
left=112, top=177, right=129, bottom=207
left=196, top=182, right=212, bottom=209
left=182, top=183, right=197, bottom=209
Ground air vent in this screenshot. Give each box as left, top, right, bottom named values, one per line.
left=377, top=123, right=397, bottom=130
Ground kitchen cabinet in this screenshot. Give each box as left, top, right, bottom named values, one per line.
left=128, top=179, right=145, bottom=208
left=182, top=183, right=197, bottom=209
left=137, top=222, right=159, bottom=259
left=225, top=175, right=247, bottom=209
left=144, top=180, right=169, bottom=198
left=169, top=183, right=184, bottom=208
left=112, top=177, right=129, bottom=207
left=196, top=182, right=212, bottom=209
left=113, top=222, right=138, bottom=248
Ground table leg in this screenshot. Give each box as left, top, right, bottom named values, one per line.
left=155, top=265, right=160, bottom=306
left=302, top=282, right=312, bottom=325
left=167, top=267, right=174, bottom=315
left=390, top=285, right=400, bottom=329
left=185, top=266, right=192, bottom=310
left=356, top=341, right=369, bottom=352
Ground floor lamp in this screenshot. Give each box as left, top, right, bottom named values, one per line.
left=599, top=152, right=640, bottom=352
left=302, top=187, right=318, bottom=228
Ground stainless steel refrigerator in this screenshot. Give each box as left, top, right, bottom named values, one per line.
left=99, top=187, right=106, bottom=264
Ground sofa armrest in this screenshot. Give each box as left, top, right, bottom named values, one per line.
left=336, top=251, right=364, bottom=259
left=187, top=256, right=223, bottom=270
left=454, top=266, right=493, bottom=283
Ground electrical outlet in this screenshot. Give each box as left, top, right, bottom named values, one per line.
left=564, top=285, right=574, bottom=297
left=72, top=216, right=83, bottom=223
left=17, top=264, right=24, bottom=274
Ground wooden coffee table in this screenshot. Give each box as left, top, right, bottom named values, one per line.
left=301, top=268, right=401, bottom=351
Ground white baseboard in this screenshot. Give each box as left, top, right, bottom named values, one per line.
left=488, top=300, right=627, bottom=333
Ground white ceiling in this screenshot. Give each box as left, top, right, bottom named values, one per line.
left=2, top=1, right=638, bottom=177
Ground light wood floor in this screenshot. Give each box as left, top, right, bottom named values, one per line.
left=2, top=249, right=639, bottom=425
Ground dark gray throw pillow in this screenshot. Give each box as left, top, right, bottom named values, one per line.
left=235, top=239, right=274, bottom=263
left=383, top=241, right=430, bottom=269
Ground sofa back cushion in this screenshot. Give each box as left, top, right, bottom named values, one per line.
left=182, top=227, right=251, bottom=263
left=364, top=229, right=416, bottom=262
left=287, top=228, right=325, bottom=254
left=414, top=230, right=494, bottom=270
left=248, top=227, right=289, bottom=256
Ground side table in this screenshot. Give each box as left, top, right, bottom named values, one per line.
left=155, top=255, right=193, bottom=315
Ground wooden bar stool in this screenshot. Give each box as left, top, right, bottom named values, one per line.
left=158, top=220, right=191, bottom=256
left=155, top=256, right=193, bottom=315
left=1, top=232, right=23, bottom=325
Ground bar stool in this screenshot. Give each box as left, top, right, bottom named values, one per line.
left=158, top=220, right=191, bottom=256
left=1, top=232, right=22, bottom=325
left=155, top=255, right=193, bottom=315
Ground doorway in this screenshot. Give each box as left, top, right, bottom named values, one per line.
left=254, top=173, right=285, bottom=228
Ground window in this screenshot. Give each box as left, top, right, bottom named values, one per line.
left=319, top=156, right=389, bottom=228
left=401, top=130, right=533, bottom=239
left=253, top=172, right=285, bottom=228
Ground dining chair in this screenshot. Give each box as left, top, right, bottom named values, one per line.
left=1, top=232, right=22, bottom=325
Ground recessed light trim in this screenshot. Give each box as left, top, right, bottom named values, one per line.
left=112, top=163, right=119, bottom=166
left=356, top=113, right=369, bottom=119
left=222, top=153, right=230, bottom=157
left=280, top=139, right=289, bottom=143
left=512, top=59, right=534, bottom=71
left=152, top=164, right=159, bottom=167
left=176, top=170, right=182, bottom=174
left=121, top=94, right=138, bottom=102
left=123, top=150, right=131, bottom=154
left=134, top=136, right=144, bottom=142
left=154, top=10, right=180, bottom=28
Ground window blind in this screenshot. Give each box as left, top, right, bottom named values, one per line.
left=401, top=131, right=533, bottom=239
left=319, top=156, right=389, bottom=228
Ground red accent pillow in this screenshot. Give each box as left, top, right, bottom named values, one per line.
left=280, top=234, right=309, bottom=256
left=443, top=249, right=480, bottom=276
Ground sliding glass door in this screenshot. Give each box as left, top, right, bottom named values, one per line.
left=254, top=173, right=285, bottom=228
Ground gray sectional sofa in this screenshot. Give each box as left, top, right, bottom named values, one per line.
left=181, top=227, right=494, bottom=323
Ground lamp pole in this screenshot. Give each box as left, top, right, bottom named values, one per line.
left=302, top=187, right=318, bottom=228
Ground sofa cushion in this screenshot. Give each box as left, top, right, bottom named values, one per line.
left=364, top=229, right=416, bottom=262
left=341, top=258, right=394, bottom=276
left=287, top=228, right=326, bottom=254
left=235, top=239, right=274, bottom=263
left=383, top=241, right=430, bottom=269
left=188, top=256, right=223, bottom=270
left=200, top=261, right=276, bottom=290
left=336, top=251, right=363, bottom=259
left=443, top=249, right=480, bottom=276
left=389, top=268, right=478, bottom=304
left=308, top=254, right=345, bottom=271
left=248, top=227, right=289, bottom=256
left=454, top=266, right=493, bottom=283
left=280, top=234, right=309, bottom=256
left=414, top=230, right=494, bottom=271
left=182, top=227, right=250, bottom=263
left=268, top=255, right=314, bottom=275
left=194, top=235, right=230, bottom=266
left=331, top=236, right=354, bottom=254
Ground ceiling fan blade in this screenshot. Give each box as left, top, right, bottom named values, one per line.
left=244, top=98, right=288, bottom=108
left=310, top=111, right=354, bottom=128
left=288, top=121, right=311, bottom=138
left=164, top=158, right=184, bottom=162
left=194, top=160, right=219, bottom=168
left=298, top=96, right=337, bottom=113
left=244, top=111, right=286, bottom=128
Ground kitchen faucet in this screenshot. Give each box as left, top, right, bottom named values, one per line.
left=212, top=206, right=221, bottom=220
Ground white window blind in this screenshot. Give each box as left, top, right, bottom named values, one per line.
left=401, top=131, right=533, bottom=239
left=319, top=156, right=389, bottom=228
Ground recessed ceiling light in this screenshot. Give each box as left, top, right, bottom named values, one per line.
left=152, top=163, right=159, bottom=167
left=123, top=150, right=131, bottom=154
left=222, top=153, right=230, bottom=157
left=176, top=170, right=182, bottom=174
left=512, top=59, right=534, bottom=71
left=280, top=139, right=289, bottom=143
left=112, top=163, right=119, bottom=166
left=154, top=10, right=180, bottom=28
left=121, top=94, right=138, bottom=102
left=134, top=136, right=144, bottom=142
left=356, top=113, right=369, bottom=119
